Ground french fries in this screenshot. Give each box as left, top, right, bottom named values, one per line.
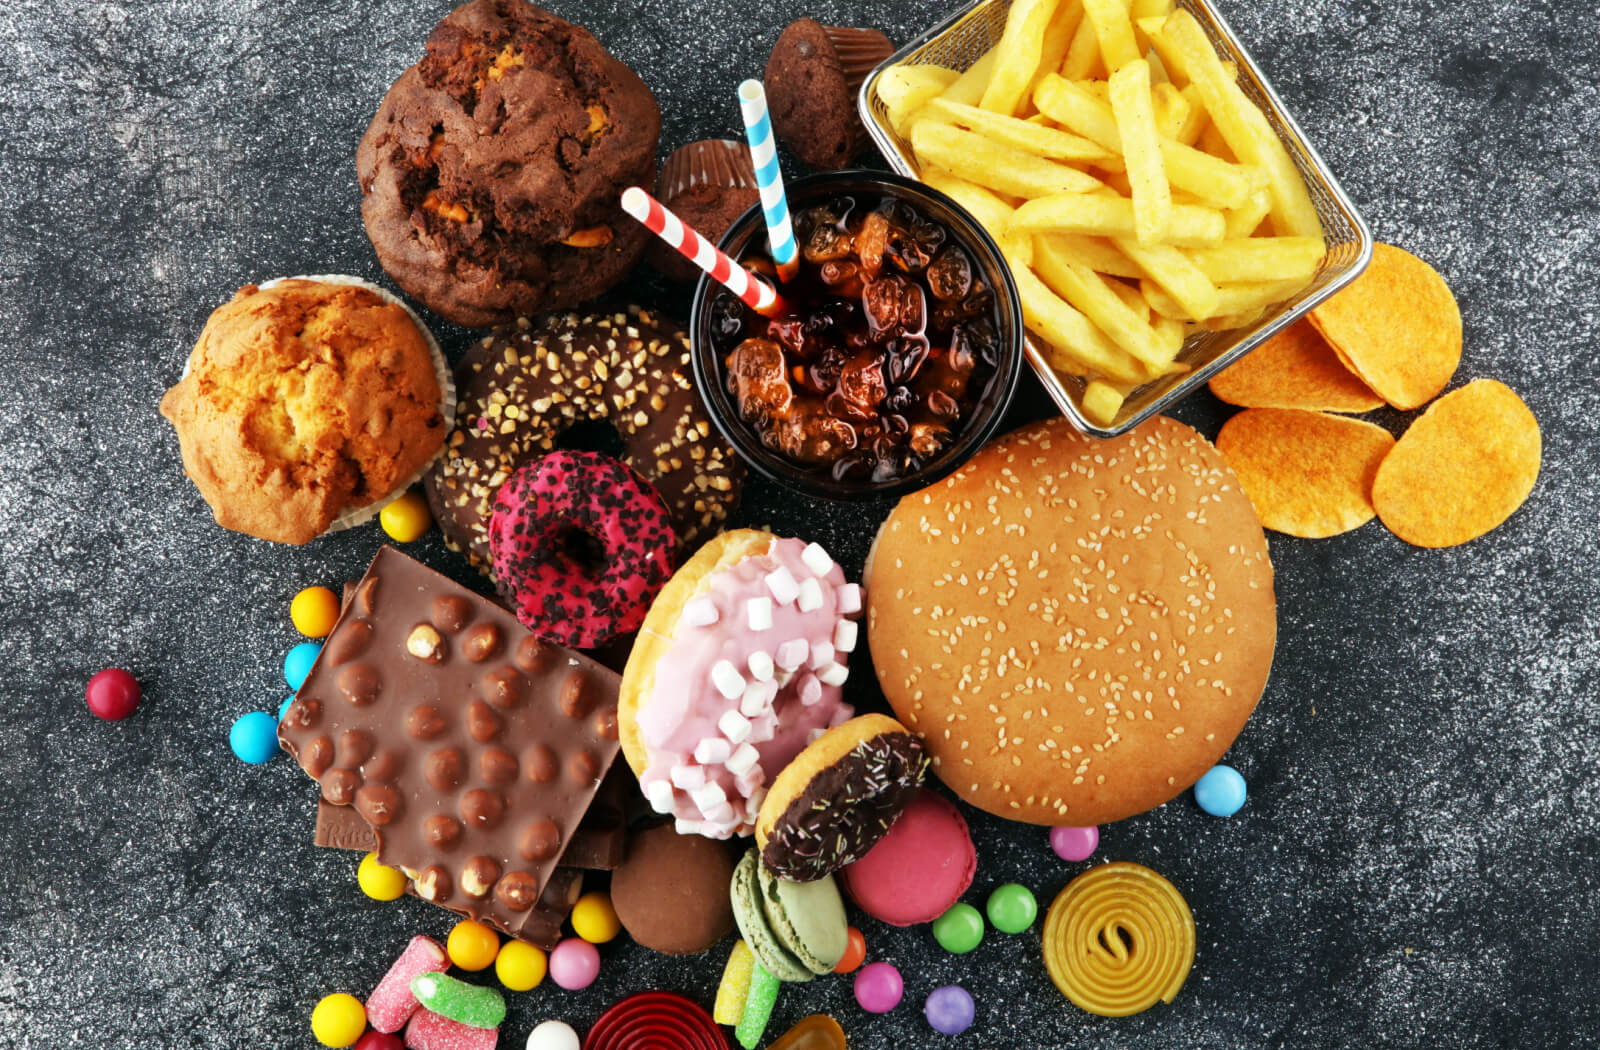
left=875, top=0, right=1328, bottom=426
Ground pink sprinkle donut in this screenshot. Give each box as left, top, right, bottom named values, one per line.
left=488, top=450, right=677, bottom=648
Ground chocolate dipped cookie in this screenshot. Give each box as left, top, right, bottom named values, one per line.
left=357, top=0, right=659, bottom=326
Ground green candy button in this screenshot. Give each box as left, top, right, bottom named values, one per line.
left=932, top=902, right=984, bottom=954
left=986, top=883, right=1039, bottom=934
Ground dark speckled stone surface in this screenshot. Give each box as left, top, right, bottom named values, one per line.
left=2, top=1, right=1598, bottom=1047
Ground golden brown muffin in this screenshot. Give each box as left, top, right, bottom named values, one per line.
left=160, top=278, right=447, bottom=544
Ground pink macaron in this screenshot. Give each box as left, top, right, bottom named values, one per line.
left=838, top=789, right=976, bottom=926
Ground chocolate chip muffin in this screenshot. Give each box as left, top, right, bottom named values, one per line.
left=357, top=0, right=660, bottom=328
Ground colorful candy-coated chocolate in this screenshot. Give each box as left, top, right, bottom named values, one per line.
left=367, top=936, right=450, bottom=1033
left=1050, top=825, right=1099, bottom=862
left=524, top=1020, right=579, bottom=1050
left=85, top=668, right=140, bottom=721
left=284, top=641, right=322, bottom=690
left=311, top=992, right=367, bottom=1048
left=735, top=964, right=781, bottom=1050
left=381, top=490, right=433, bottom=543
left=765, top=1014, right=847, bottom=1050
left=931, top=903, right=984, bottom=955
left=986, top=884, right=1038, bottom=934
left=1194, top=764, right=1247, bottom=816
left=570, top=891, right=621, bottom=943
left=924, top=985, right=975, bottom=1036
left=713, top=939, right=755, bottom=1025
left=355, top=1032, right=405, bottom=1050
left=404, top=1008, right=497, bottom=1050
left=584, top=992, right=725, bottom=1050
left=279, top=695, right=296, bottom=722
left=833, top=926, right=866, bottom=974
left=358, top=852, right=408, bottom=901
left=447, top=921, right=501, bottom=972
left=411, top=973, right=506, bottom=1030
left=494, top=941, right=546, bottom=992
left=291, top=585, right=342, bottom=637
left=548, top=938, right=600, bottom=991
left=853, top=962, right=903, bottom=1014
left=230, top=711, right=280, bottom=764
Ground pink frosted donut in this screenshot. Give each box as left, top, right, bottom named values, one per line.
left=487, top=450, right=676, bottom=648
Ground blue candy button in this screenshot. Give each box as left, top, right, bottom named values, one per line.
left=1194, top=764, right=1247, bottom=817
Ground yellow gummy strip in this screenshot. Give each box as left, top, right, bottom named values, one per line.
left=713, top=939, right=755, bottom=1026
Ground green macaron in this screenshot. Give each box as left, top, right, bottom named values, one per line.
left=730, top=849, right=813, bottom=982
left=757, top=857, right=848, bottom=975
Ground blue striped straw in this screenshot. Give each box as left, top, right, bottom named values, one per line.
left=737, top=79, right=799, bottom=283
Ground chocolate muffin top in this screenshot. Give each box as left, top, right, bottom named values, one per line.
left=357, top=0, right=660, bottom=327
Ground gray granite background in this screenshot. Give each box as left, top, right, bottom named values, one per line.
left=2, top=0, right=1598, bottom=1047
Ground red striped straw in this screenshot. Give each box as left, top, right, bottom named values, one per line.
left=620, top=186, right=786, bottom=317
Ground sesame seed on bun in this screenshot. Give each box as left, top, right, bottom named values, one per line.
left=865, top=415, right=1276, bottom=826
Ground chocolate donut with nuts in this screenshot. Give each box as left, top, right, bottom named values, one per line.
left=425, top=306, right=744, bottom=572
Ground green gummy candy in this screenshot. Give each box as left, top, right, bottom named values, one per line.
left=409, top=971, right=506, bottom=1030
left=734, top=963, right=781, bottom=1050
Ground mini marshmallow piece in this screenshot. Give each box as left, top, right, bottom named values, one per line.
left=671, top=764, right=708, bottom=790
left=818, top=662, right=850, bottom=686
left=734, top=765, right=766, bottom=797
left=691, top=780, right=728, bottom=812
left=765, top=567, right=800, bottom=605
left=695, top=738, right=733, bottom=765
left=796, top=673, right=824, bottom=707
left=645, top=778, right=676, bottom=814
left=712, top=660, right=747, bottom=700
left=676, top=818, right=705, bottom=836
left=683, top=597, right=720, bottom=626
left=747, top=597, right=774, bottom=632
left=718, top=709, right=753, bottom=744
left=745, top=785, right=768, bottom=815
left=833, top=619, right=859, bottom=653
left=797, top=577, right=824, bottom=613
left=747, top=650, right=775, bottom=682
left=801, top=542, right=835, bottom=577
left=740, top=680, right=777, bottom=718
left=807, top=727, right=826, bottom=744
left=726, top=743, right=760, bottom=776
left=838, top=583, right=863, bottom=615
left=702, top=800, right=736, bottom=825
left=404, top=1008, right=498, bottom=1050
left=411, top=973, right=507, bottom=1031
left=746, top=712, right=778, bottom=744
left=776, top=638, right=809, bottom=670
left=368, top=936, right=450, bottom=1033
left=809, top=640, right=835, bottom=670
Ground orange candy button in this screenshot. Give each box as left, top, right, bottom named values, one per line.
left=766, top=1015, right=847, bottom=1050
left=833, top=926, right=866, bottom=974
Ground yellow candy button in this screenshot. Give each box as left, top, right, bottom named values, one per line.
left=310, top=992, right=366, bottom=1047
left=570, top=890, right=621, bottom=943
left=356, top=852, right=407, bottom=902
left=447, top=918, right=501, bottom=971
left=1041, top=861, right=1195, bottom=1017
left=290, top=586, right=340, bottom=638
left=495, top=940, right=548, bottom=991
left=379, top=490, right=432, bottom=543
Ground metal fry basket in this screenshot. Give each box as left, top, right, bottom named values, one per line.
left=859, top=0, right=1372, bottom=437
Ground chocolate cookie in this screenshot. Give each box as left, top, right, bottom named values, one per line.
left=610, top=823, right=738, bottom=955
left=424, top=306, right=744, bottom=572
left=357, top=0, right=660, bottom=327
left=764, top=19, right=894, bottom=171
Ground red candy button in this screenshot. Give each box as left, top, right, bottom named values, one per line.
left=86, top=668, right=140, bottom=721
left=583, top=991, right=727, bottom=1050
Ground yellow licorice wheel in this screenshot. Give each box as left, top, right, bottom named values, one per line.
left=1042, top=862, right=1196, bottom=1016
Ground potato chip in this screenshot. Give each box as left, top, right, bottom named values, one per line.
left=1208, top=320, right=1383, bottom=412
left=1216, top=408, right=1395, bottom=538
left=1371, top=379, right=1541, bottom=548
left=1308, top=243, right=1461, bottom=410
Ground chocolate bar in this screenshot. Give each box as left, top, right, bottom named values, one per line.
left=281, top=546, right=622, bottom=939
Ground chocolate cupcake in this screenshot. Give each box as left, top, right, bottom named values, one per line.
left=647, top=140, right=761, bottom=283
left=764, top=19, right=894, bottom=171
left=357, top=0, right=660, bottom=327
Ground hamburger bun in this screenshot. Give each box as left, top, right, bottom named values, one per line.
left=866, top=416, right=1276, bottom=825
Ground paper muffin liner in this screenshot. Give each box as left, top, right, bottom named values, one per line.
left=259, top=274, right=457, bottom=536
left=658, top=139, right=761, bottom=203
left=821, top=25, right=896, bottom=95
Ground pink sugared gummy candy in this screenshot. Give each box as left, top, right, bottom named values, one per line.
left=367, top=936, right=449, bottom=1033
left=405, top=1008, right=498, bottom=1050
